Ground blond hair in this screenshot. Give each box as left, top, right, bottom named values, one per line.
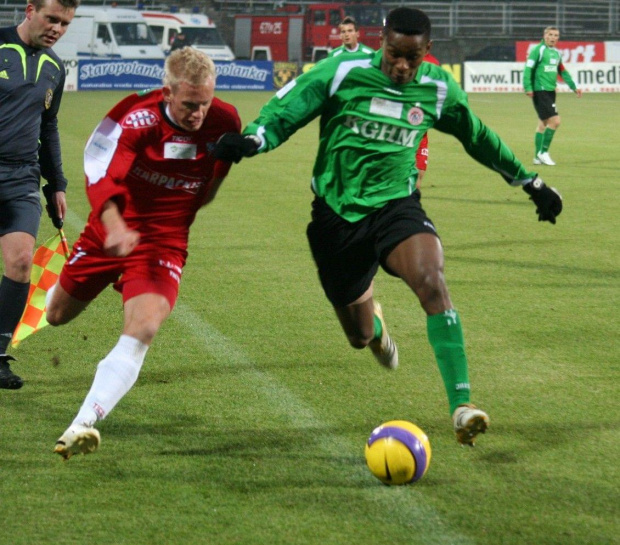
left=163, top=48, right=216, bottom=90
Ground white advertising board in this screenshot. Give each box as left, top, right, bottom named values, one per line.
left=464, top=62, right=620, bottom=93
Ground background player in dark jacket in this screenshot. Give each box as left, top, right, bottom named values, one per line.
left=0, top=0, right=78, bottom=390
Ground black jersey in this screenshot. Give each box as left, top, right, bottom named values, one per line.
left=0, top=26, right=68, bottom=191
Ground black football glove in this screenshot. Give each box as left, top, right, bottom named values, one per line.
left=522, top=177, right=563, bottom=224
left=42, top=184, right=64, bottom=229
left=214, top=133, right=260, bottom=163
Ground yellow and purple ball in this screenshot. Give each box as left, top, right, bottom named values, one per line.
left=364, top=420, right=432, bottom=485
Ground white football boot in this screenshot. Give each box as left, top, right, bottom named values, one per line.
left=453, top=404, right=489, bottom=446
left=368, top=302, right=399, bottom=370
left=54, top=424, right=101, bottom=460
left=536, top=151, right=556, bottom=166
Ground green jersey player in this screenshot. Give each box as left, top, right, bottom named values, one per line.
left=215, top=7, right=563, bottom=446
left=524, top=26, right=582, bottom=166
left=327, top=16, right=374, bottom=59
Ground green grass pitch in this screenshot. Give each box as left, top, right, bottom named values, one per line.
left=1, top=90, right=618, bottom=545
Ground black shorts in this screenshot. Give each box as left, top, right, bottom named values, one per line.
left=533, top=91, right=558, bottom=120
left=0, top=164, right=42, bottom=238
left=306, top=194, right=438, bottom=307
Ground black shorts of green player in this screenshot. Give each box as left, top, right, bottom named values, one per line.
left=0, top=165, right=42, bottom=238
left=307, top=193, right=438, bottom=307
left=533, top=90, right=558, bottom=121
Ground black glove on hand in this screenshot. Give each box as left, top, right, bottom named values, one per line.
left=42, top=184, right=63, bottom=229
left=522, top=177, right=563, bottom=224
left=214, top=133, right=260, bottom=164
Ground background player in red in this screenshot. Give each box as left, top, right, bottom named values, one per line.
left=415, top=52, right=440, bottom=189
left=46, top=47, right=241, bottom=459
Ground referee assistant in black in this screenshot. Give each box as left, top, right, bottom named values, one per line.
left=0, top=0, right=78, bottom=389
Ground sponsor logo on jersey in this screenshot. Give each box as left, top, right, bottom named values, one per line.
left=171, top=135, right=193, bottom=143
left=85, top=132, right=115, bottom=165
left=45, top=89, right=53, bottom=110
left=164, top=142, right=197, bottom=160
left=131, top=163, right=203, bottom=194
left=343, top=115, right=418, bottom=148
left=369, top=97, right=403, bottom=119
left=544, top=65, right=558, bottom=73
left=407, top=106, right=424, bottom=126
left=122, top=109, right=159, bottom=129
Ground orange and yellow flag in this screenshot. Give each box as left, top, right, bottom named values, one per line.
left=11, top=231, right=70, bottom=348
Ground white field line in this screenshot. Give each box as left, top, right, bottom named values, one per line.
left=64, top=208, right=470, bottom=544
left=173, top=301, right=472, bottom=545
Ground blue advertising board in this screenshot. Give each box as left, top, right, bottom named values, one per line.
left=214, top=61, right=273, bottom=91
left=76, top=60, right=275, bottom=91
left=78, top=60, right=165, bottom=90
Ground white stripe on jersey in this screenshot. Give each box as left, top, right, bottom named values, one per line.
left=329, top=59, right=373, bottom=97
left=84, top=117, right=122, bottom=185
left=420, top=75, right=448, bottom=120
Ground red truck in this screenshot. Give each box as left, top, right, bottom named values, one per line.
left=234, top=3, right=386, bottom=62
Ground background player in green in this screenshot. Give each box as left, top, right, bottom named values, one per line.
left=0, top=0, right=78, bottom=389
left=327, top=16, right=374, bottom=58
left=524, top=26, right=582, bottom=166
left=215, top=7, right=563, bottom=446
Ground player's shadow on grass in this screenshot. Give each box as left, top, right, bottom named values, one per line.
left=449, top=254, right=619, bottom=280
left=425, top=195, right=528, bottom=207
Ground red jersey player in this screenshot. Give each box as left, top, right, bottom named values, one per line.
left=47, top=48, right=241, bottom=459
left=416, top=52, right=440, bottom=189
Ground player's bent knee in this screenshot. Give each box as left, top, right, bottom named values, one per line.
left=6, top=252, right=34, bottom=282
left=45, top=307, right=69, bottom=327
left=413, top=270, right=449, bottom=309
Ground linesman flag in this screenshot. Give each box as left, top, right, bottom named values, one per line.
left=11, top=231, right=70, bottom=348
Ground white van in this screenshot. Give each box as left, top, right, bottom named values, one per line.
left=61, top=7, right=164, bottom=59
left=140, top=11, right=235, bottom=61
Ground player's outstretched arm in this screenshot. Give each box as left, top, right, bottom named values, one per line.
left=522, top=177, right=563, bottom=224
left=214, top=134, right=260, bottom=164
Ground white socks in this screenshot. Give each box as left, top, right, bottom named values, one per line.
left=45, top=282, right=57, bottom=308
left=72, top=335, right=149, bottom=427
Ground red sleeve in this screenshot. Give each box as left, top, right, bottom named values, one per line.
left=424, top=53, right=440, bottom=66
left=210, top=99, right=242, bottom=179
left=83, top=93, right=146, bottom=220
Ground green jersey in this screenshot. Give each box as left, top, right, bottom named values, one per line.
left=245, top=50, right=535, bottom=222
left=327, top=42, right=374, bottom=58
left=523, top=40, right=577, bottom=93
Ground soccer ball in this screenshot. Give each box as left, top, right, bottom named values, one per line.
left=364, top=420, right=432, bottom=485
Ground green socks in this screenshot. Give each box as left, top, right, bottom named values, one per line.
left=373, top=314, right=383, bottom=341
left=535, top=128, right=556, bottom=155
left=535, top=131, right=544, bottom=156
left=541, top=127, right=555, bottom=153
left=427, top=310, right=471, bottom=414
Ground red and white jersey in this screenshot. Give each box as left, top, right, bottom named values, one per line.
left=82, top=88, right=241, bottom=254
